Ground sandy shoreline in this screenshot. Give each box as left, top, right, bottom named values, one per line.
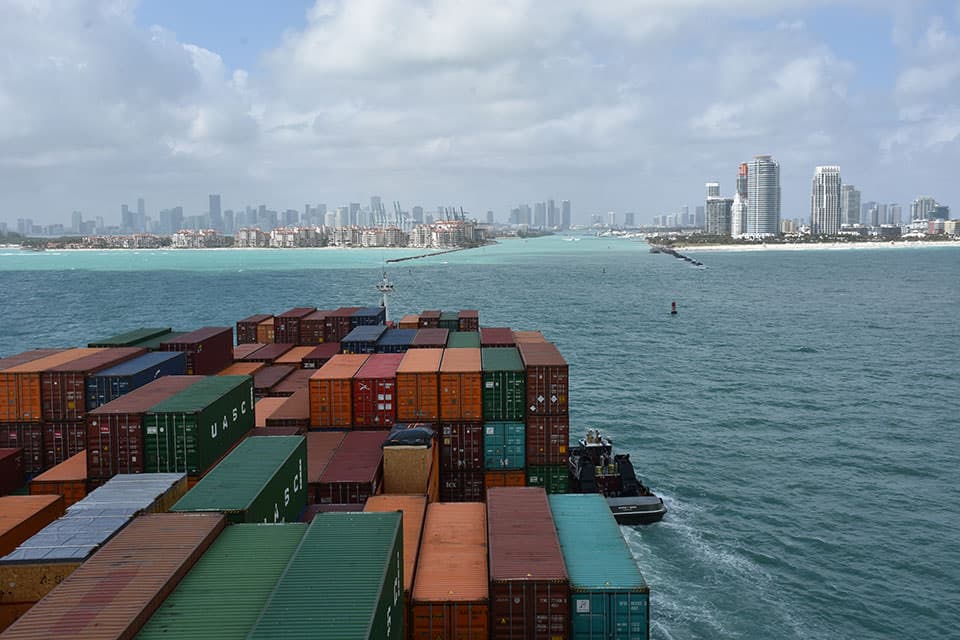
left=669, top=240, right=960, bottom=252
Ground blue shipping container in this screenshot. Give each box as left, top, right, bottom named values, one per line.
left=483, top=421, right=526, bottom=470
left=85, top=351, right=187, bottom=411
left=549, top=494, right=650, bottom=640
left=375, top=329, right=418, bottom=354
left=350, top=307, right=386, bottom=329
left=341, top=325, right=388, bottom=354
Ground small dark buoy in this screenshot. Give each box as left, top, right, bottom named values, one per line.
left=671, top=301, right=678, bottom=315
left=602, top=267, right=606, bottom=274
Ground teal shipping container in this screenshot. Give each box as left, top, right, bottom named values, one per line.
left=481, top=347, right=525, bottom=421
left=171, top=436, right=307, bottom=524
left=143, top=376, right=254, bottom=476
left=247, top=512, right=404, bottom=640
left=483, top=421, right=525, bottom=470
left=527, top=464, right=569, bottom=493
left=438, top=311, right=460, bottom=331
left=137, top=523, right=307, bottom=639
left=88, top=327, right=172, bottom=348
left=549, top=494, right=650, bottom=640
left=446, top=331, right=481, bottom=348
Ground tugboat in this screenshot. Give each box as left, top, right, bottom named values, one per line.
left=568, top=429, right=667, bottom=525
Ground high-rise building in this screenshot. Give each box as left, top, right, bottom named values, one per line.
left=223, top=210, right=234, bottom=234
left=547, top=199, right=558, bottom=227
left=695, top=205, right=705, bottom=229
left=746, top=155, right=780, bottom=236
left=534, top=202, right=546, bottom=228
left=336, top=206, right=349, bottom=227
left=349, top=203, right=361, bottom=226
left=370, top=196, right=382, bottom=219
left=911, top=196, right=938, bottom=221
left=486, top=210, right=494, bottom=224
left=519, top=204, right=532, bottom=226
left=208, top=194, right=222, bottom=231
left=810, top=166, right=842, bottom=236
left=607, top=211, right=616, bottom=227
left=841, top=184, right=860, bottom=227
left=136, top=198, right=146, bottom=233
left=412, top=206, right=424, bottom=223
left=561, top=200, right=571, bottom=229
left=889, top=204, right=903, bottom=225
left=731, top=163, right=748, bottom=236
left=706, top=182, right=720, bottom=198
left=706, top=197, right=733, bottom=235
left=71, top=211, right=83, bottom=234
left=624, top=212, right=635, bottom=227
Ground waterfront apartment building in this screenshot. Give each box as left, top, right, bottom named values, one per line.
left=810, top=166, right=842, bottom=236
left=746, top=155, right=781, bottom=236
left=911, top=196, right=939, bottom=221
left=706, top=182, right=720, bottom=198
left=841, top=184, right=860, bottom=227
left=706, top=197, right=733, bottom=235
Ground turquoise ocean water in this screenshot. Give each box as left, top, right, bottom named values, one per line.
left=2, top=236, right=958, bottom=639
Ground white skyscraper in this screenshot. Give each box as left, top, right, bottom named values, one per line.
left=841, top=184, right=861, bottom=227
left=706, top=182, right=720, bottom=198
left=731, top=162, right=748, bottom=237
left=746, top=155, right=780, bottom=237
left=810, top=166, right=842, bottom=235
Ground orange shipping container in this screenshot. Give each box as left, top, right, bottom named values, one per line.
left=274, top=346, right=314, bottom=367
left=0, top=495, right=65, bottom=557
left=29, top=450, right=87, bottom=507
left=398, top=314, right=421, bottom=330
left=218, top=361, right=265, bottom=376
left=254, top=397, right=288, bottom=427
left=396, top=349, right=442, bottom=422
left=484, top=469, right=526, bottom=489
left=309, top=354, right=368, bottom=428
left=512, top=330, right=547, bottom=343
left=411, top=502, right=489, bottom=640
left=256, top=318, right=275, bottom=344
left=438, top=349, right=482, bottom=421
left=0, top=349, right=102, bottom=423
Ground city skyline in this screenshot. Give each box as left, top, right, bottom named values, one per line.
left=2, top=3, right=959, bottom=225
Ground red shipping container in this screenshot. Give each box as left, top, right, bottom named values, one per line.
left=2, top=424, right=44, bottom=477
left=439, top=468, right=484, bottom=502
left=439, top=422, right=484, bottom=471
left=525, top=414, right=570, bottom=466
left=233, top=343, right=266, bottom=360
left=419, top=310, right=441, bottom=328
left=410, top=328, right=449, bottom=349
left=324, top=307, right=363, bottom=342
left=352, top=354, right=403, bottom=428
left=253, top=365, right=294, bottom=399
left=265, top=389, right=310, bottom=429
left=161, top=327, right=233, bottom=375
left=0, top=349, right=66, bottom=371
left=41, top=347, right=145, bottom=422
left=479, top=327, right=515, bottom=347
left=300, top=310, right=332, bottom=345
left=0, top=448, right=24, bottom=495
left=301, top=343, right=340, bottom=369
left=236, top=314, right=272, bottom=345
left=457, top=310, right=479, bottom=332
left=274, top=307, right=316, bottom=344
left=241, top=343, right=294, bottom=364
left=267, top=368, right=314, bottom=397
left=86, top=376, right=202, bottom=482
left=487, top=487, right=570, bottom=640
left=315, top=430, right=387, bottom=504
left=518, top=342, right=569, bottom=416
left=42, top=421, right=86, bottom=468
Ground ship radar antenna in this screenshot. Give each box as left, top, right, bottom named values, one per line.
left=375, top=266, right=394, bottom=322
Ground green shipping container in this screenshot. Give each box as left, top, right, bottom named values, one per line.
left=247, top=512, right=404, bottom=640
left=133, top=331, right=188, bottom=351
left=171, top=436, right=307, bottom=524
left=481, top=347, right=525, bottom=421
left=527, top=464, right=569, bottom=493
left=446, top=331, right=481, bottom=348
left=88, top=327, right=172, bottom=348
left=144, top=375, right=255, bottom=476
left=137, top=524, right=307, bottom=639
left=549, top=494, right=650, bottom=640
left=438, top=312, right=460, bottom=331
left=483, top=421, right=526, bottom=470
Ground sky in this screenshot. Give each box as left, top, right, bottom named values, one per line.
left=2, top=0, right=960, bottom=226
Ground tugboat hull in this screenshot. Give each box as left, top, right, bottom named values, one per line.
left=607, top=496, right=667, bottom=525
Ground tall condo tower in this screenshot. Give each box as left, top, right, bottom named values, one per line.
left=810, top=166, right=842, bottom=235
left=705, top=182, right=720, bottom=198
left=841, top=184, right=860, bottom=227
left=746, top=155, right=780, bottom=236
left=731, top=162, right=748, bottom=237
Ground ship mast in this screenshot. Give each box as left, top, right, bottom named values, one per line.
left=375, top=268, right=394, bottom=322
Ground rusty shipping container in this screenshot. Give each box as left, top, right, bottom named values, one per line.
left=513, top=330, right=547, bottom=344
left=305, top=431, right=346, bottom=504
left=315, top=430, right=387, bottom=504
left=418, top=310, right=441, bottom=328
left=0, top=449, right=24, bottom=495
left=1, top=424, right=44, bottom=478
left=256, top=318, right=275, bottom=344
left=274, top=307, right=316, bottom=344
left=439, top=469, right=484, bottom=502
left=457, top=309, right=479, bottom=332
left=324, top=307, right=362, bottom=342
left=265, top=388, right=310, bottom=429
left=411, top=502, right=488, bottom=640
left=487, top=487, right=570, bottom=640
left=241, top=342, right=294, bottom=364
left=301, top=343, right=340, bottom=369
left=519, top=341, right=569, bottom=416
left=480, top=327, right=516, bottom=348
left=236, top=314, right=273, bottom=345
left=0, top=495, right=65, bottom=558
left=42, top=421, right=86, bottom=468
left=29, top=450, right=86, bottom=507
left=484, top=469, right=526, bottom=489
left=160, top=327, right=233, bottom=375
left=0, top=349, right=101, bottom=423
left=439, top=348, right=482, bottom=421
left=86, top=376, right=202, bottom=482
left=526, top=414, right=570, bottom=466
left=0, top=512, right=224, bottom=640
left=300, top=310, right=332, bottom=345
left=274, top=345, right=314, bottom=367
left=364, top=494, right=427, bottom=599
left=309, top=354, right=368, bottom=428
left=233, top=343, right=266, bottom=360
left=411, top=328, right=448, bottom=349
left=267, top=368, right=313, bottom=397
left=0, top=349, right=67, bottom=372
left=396, top=349, right=442, bottom=423
left=352, top=353, right=403, bottom=428
left=439, top=422, right=483, bottom=471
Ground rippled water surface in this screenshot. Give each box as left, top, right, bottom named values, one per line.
left=2, top=237, right=958, bottom=639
